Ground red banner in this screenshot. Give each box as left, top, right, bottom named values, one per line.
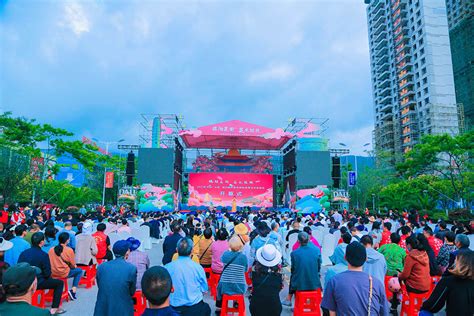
left=105, top=172, right=114, bottom=188
left=188, top=172, right=273, bottom=207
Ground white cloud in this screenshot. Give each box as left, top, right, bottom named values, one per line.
left=61, top=2, right=90, bottom=36
left=330, top=125, right=374, bottom=156
left=248, top=63, right=296, bottom=83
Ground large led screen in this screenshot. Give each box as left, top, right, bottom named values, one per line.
left=188, top=173, right=273, bottom=207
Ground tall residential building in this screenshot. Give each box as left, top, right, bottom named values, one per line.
left=445, top=0, right=474, bottom=130
left=364, top=0, right=459, bottom=161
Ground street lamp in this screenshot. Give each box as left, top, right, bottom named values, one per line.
left=372, top=193, right=376, bottom=212
left=93, top=138, right=125, bottom=206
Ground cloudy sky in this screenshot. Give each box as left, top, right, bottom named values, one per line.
left=0, top=0, right=374, bottom=154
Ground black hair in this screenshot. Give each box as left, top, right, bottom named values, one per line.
left=406, top=234, right=424, bottom=251
left=257, top=222, right=271, bottom=238
left=401, top=226, right=411, bottom=236
left=203, top=228, right=212, bottom=239
left=54, top=232, right=71, bottom=256
left=176, top=238, right=193, bottom=256
left=372, top=222, right=381, bottom=230
left=31, top=232, right=45, bottom=247
left=390, top=232, right=401, bottom=244
left=383, top=222, right=392, bottom=231
left=141, top=266, right=173, bottom=306
left=44, top=226, right=57, bottom=240
left=298, top=232, right=309, bottom=245
left=439, top=222, right=447, bottom=230
left=445, top=231, right=455, bottom=243
left=423, top=226, right=433, bottom=236
left=360, top=235, right=373, bottom=246
left=342, top=233, right=352, bottom=244
left=97, top=223, right=106, bottom=232
left=340, top=226, right=348, bottom=235
left=14, top=224, right=27, bottom=237
left=216, top=228, right=229, bottom=241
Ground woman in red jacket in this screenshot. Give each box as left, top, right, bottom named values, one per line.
left=390, top=234, right=431, bottom=313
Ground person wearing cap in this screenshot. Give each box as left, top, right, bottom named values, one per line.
left=18, top=232, right=66, bottom=315
left=165, top=237, right=210, bottom=316
left=162, top=221, right=183, bottom=265
left=0, top=263, right=50, bottom=315
left=141, top=266, right=180, bottom=316
left=94, top=239, right=137, bottom=316
left=0, top=236, right=13, bottom=281
left=215, top=236, right=248, bottom=314
left=125, top=237, right=150, bottom=290
left=321, top=242, right=388, bottom=315
left=233, top=223, right=253, bottom=267
left=75, top=220, right=98, bottom=266
left=4, top=224, right=30, bottom=266
left=250, top=244, right=283, bottom=316
left=282, top=231, right=321, bottom=307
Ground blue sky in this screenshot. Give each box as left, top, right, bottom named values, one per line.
left=0, top=0, right=374, bottom=155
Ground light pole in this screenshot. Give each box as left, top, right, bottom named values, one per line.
left=92, top=138, right=125, bottom=206
left=423, top=188, right=458, bottom=217
left=372, top=193, right=375, bottom=213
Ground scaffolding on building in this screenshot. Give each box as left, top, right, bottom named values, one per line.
left=139, top=114, right=186, bottom=149
left=283, top=117, right=329, bottom=137
left=426, top=103, right=460, bottom=136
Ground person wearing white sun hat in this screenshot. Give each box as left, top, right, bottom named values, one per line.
left=0, top=236, right=14, bottom=266
left=250, top=244, right=283, bottom=316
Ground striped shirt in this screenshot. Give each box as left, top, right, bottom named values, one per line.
left=217, top=251, right=248, bottom=300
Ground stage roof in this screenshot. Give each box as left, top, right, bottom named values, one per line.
left=179, top=120, right=292, bottom=150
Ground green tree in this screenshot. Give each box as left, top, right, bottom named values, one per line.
left=397, top=131, right=474, bottom=209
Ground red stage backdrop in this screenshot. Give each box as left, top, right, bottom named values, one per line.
left=188, top=173, right=273, bottom=207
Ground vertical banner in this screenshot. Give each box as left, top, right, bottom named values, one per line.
left=348, top=171, right=357, bottom=187
left=105, top=172, right=115, bottom=188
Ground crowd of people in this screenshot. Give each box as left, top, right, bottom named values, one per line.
left=0, top=204, right=473, bottom=316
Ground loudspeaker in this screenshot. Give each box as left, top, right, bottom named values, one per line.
left=331, top=156, right=341, bottom=188
left=126, top=151, right=135, bottom=186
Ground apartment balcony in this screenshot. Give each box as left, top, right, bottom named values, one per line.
left=396, top=52, right=410, bottom=64
left=372, top=7, right=386, bottom=22
left=373, top=0, right=385, bottom=12
left=374, top=38, right=388, bottom=52
left=399, top=88, right=415, bottom=98
left=395, top=42, right=410, bottom=54
left=376, top=46, right=389, bottom=58
left=379, top=94, right=392, bottom=105
left=399, top=79, right=414, bottom=90
left=378, top=77, right=391, bottom=89
left=380, top=103, right=393, bottom=113
left=393, top=24, right=408, bottom=36
left=377, top=68, right=390, bottom=81
left=401, top=114, right=418, bottom=127
left=373, top=14, right=386, bottom=29
left=376, top=61, right=390, bottom=73
left=379, top=86, right=391, bottom=97
left=373, top=22, right=386, bottom=37
left=375, top=54, right=389, bottom=67
left=400, top=105, right=416, bottom=118
left=397, top=69, right=413, bottom=81
left=380, top=112, right=394, bottom=122
left=374, top=30, right=387, bottom=44
left=391, top=0, right=405, bottom=13
left=397, top=61, right=413, bottom=72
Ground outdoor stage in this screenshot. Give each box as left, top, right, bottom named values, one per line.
left=135, top=116, right=333, bottom=213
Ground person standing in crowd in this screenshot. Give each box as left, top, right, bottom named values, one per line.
left=379, top=222, right=392, bottom=247
left=421, top=251, right=474, bottom=316
left=321, top=242, right=388, bottom=315
left=250, top=244, right=283, bottom=316
left=0, top=263, right=50, bottom=315
left=417, top=233, right=441, bottom=276
left=165, top=237, right=210, bottom=316
left=140, top=266, right=179, bottom=316
left=445, top=233, right=470, bottom=273
left=211, top=228, right=229, bottom=275
left=215, top=236, right=248, bottom=314
left=283, top=232, right=321, bottom=307
left=56, top=221, right=76, bottom=250
left=369, top=221, right=383, bottom=248
left=361, top=235, right=387, bottom=286
left=436, top=231, right=457, bottom=273
left=125, top=237, right=150, bottom=290
left=94, top=240, right=137, bottom=316
left=251, top=221, right=278, bottom=258
left=92, top=223, right=113, bottom=262
left=118, top=219, right=132, bottom=234
left=398, top=226, right=411, bottom=253
left=378, top=233, right=406, bottom=277
left=4, top=225, right=30, bottom=266
left=162, top=221, right=182, bottom=265
left=75, top=221, right=98, bottom=266
left=24, top=223, right=40, bottom=245
left=18, top=232, right=65, bottom=315
left=48, top=232, right=84, bottom=300
left=233, top=223, right=253, bottom=267
left=198, top=227, right=213, bottom=269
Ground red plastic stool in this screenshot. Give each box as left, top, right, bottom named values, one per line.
left=133, top=291, right=147, bottom=316
left=294, top=289, right=322, bottom=316
left=209, top=271, right=221, bottom=300
left=79, top=265, right=97, bottom=288
left=44, top=278, right=70, bottom=306
left=400, top=290, right=430, bottom=316
left=32, top=289, right=46, bottom=308
left=221, top=294, right=245, bottom=316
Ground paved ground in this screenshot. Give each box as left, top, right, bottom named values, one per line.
left=59, top=241, right=444, bottom=316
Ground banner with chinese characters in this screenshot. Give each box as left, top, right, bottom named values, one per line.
left=105, top=172, right=114, bottom=188
left=188, top=172, right=273, bottom=207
